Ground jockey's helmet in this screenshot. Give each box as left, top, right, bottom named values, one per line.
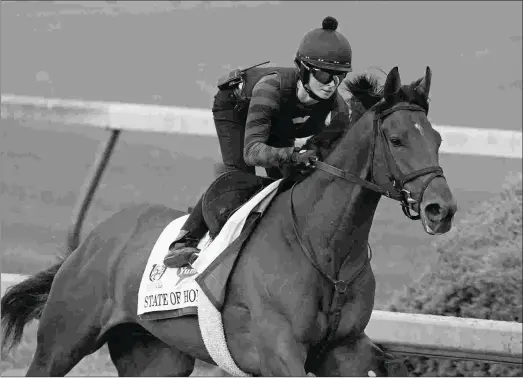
left=295, top=16, right=353, bottom=85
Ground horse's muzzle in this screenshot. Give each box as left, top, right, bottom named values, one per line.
left=419, top=176, right=457, bottom=235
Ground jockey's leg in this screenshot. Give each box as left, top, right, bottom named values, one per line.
left=212, top=88, right=255, bottom=175
left=163, top=195, right=208, bottom=268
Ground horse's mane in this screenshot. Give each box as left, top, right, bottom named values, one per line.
left=345, top=73, right=429, bottom=114
left=345, top=73, right=384, bottom=110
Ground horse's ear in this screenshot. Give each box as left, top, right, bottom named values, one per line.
left=416, top=66, right=432, bottom=99
left=383, top=66, right=401, bottom=96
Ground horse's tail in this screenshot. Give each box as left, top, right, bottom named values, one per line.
left=1, top=262, right=62, bottom=351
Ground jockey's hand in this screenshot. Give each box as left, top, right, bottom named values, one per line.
left=291, top=149, right=318, bottom=167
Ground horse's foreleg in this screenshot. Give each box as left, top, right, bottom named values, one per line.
left=251, top=308, right=308, bottom=376
left=314, top=333, right=408, bottom=377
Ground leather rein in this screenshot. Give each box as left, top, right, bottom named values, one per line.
left=289, top=104, right=446, bottom=362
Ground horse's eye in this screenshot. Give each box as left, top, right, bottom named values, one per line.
left=390, top=137, right=402, bottom=147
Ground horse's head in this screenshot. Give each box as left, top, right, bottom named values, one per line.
left=310, top=66, right=457, bottom=235
left=368, top=66, right=457, bottom=234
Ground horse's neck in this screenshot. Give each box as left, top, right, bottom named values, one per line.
left=292, top=114, right=381, bottom=270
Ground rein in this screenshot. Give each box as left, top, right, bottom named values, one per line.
left=290, top=103, right=446, bottom=365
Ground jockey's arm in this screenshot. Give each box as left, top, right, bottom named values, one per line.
left=243, top=74, right=295, bottom=169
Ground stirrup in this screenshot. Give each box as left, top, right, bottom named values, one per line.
left=164, top=237, right=200, bottom=268
left=163, top=248, right=200, bottom=268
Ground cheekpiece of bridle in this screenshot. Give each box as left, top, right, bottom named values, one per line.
left=310, top=103, right=445, bottom=220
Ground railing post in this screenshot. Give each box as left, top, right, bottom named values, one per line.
left=67, top=129, right=121, bottom=252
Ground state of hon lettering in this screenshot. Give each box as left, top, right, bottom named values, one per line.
left=143, top=293, right=170, bottom=308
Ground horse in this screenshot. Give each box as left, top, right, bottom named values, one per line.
left=1, top=66, right=457, bottom=377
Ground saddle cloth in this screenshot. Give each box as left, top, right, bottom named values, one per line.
left=137, top=178, right=282, bottom=376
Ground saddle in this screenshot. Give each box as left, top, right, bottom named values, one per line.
left=202, top=170, right=275, bottom=238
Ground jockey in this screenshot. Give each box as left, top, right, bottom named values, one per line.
left=164, top=16, right=354, bottom=268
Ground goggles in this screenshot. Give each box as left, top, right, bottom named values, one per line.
left=306, top=63, right=347, bottom=85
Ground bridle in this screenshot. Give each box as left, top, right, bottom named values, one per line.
left=311, top=103, right=445, bottom=220
left=290, top=103, right=446, bottom=366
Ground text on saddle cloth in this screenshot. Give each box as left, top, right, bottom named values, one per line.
left=136, top=179, right=282, bottom=319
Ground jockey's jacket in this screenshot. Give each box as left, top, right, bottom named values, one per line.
left=237, top=67, right=352, bottom=169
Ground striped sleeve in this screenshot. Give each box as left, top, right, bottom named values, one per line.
left=243, top=74, right=294, bottom=168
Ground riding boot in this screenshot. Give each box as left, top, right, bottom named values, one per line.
left=163, top=229, right=201, bottom=268
left=163, top=196, right=208, bottom=268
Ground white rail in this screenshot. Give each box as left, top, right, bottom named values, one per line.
left=2, top=93, right=522, bottom=159
left=1, top=274, right=521, bottom=365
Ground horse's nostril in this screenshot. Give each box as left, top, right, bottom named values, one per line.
left=425, top=203, right=442, bottom=220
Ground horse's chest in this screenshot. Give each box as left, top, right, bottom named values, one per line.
left=329, top=267, right=376, bottom=341
left=264, top=280, right=328, bottom=343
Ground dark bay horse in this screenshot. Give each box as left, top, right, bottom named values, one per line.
left=2, top=66, right=457, bottom=376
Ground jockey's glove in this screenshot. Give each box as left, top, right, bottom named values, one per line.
left=291, top=148, right=318, bottom=167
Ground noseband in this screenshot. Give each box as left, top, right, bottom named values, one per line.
left=311, top=104, right=445, bottom=220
